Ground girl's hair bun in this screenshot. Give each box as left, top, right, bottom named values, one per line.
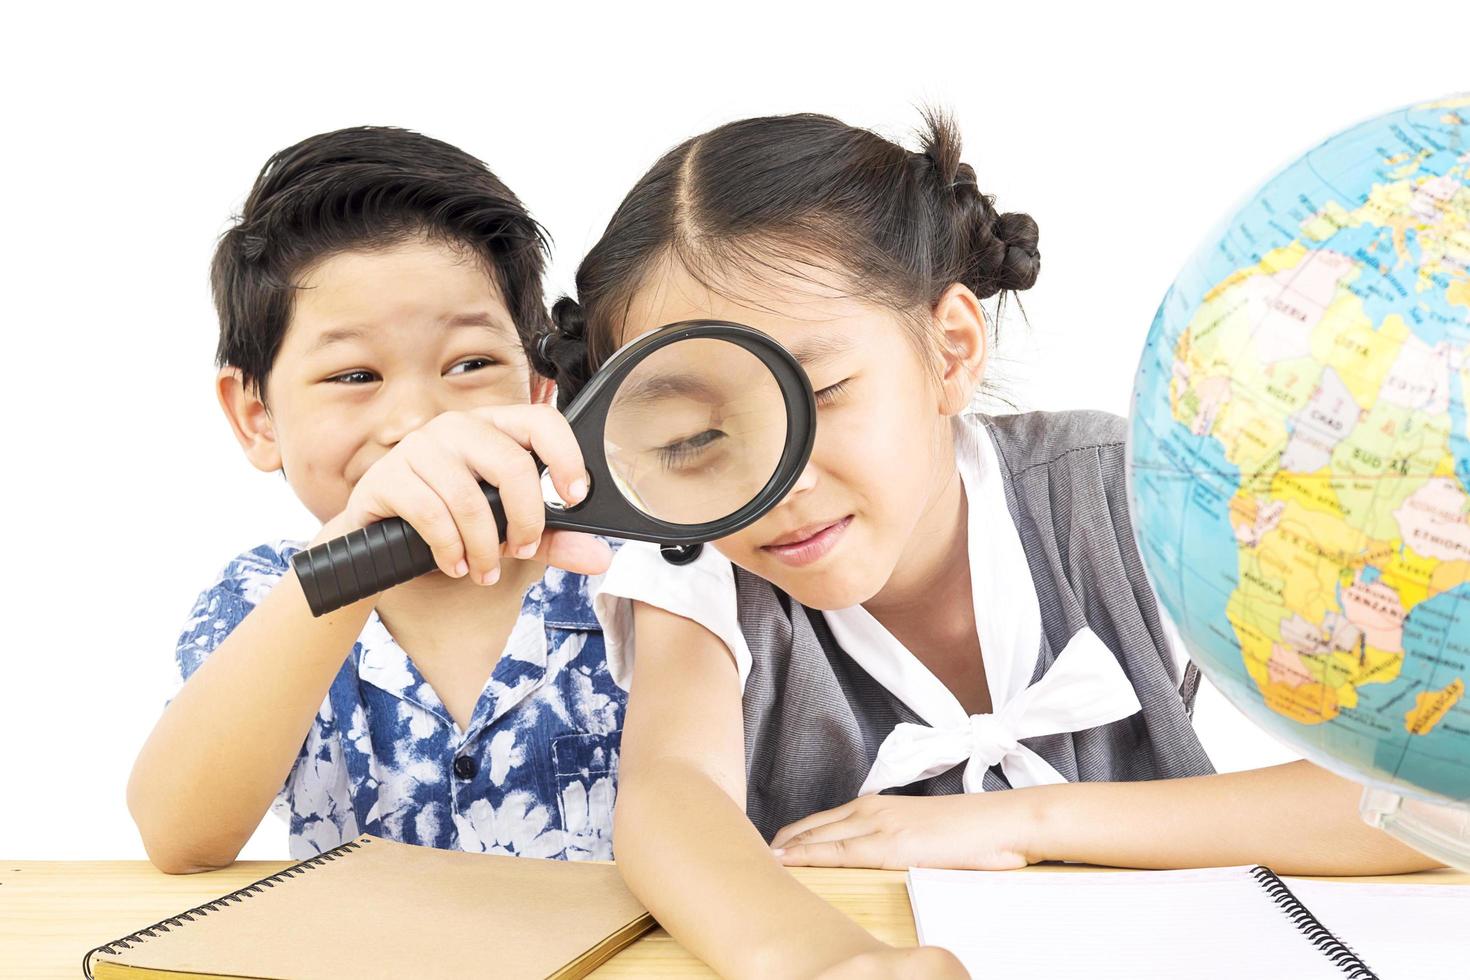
left=552, top=294, right=588, bottom=340
left=990, top=209, right=1040, bottom=295
left=239, top=229, right=269, bottom=263
left=534, top=296, right=593, bottom=409
left=919, top=110, right=1040, bottom=301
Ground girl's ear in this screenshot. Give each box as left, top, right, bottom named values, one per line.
left=217, top=367, right=283, bottom=472
left=932, top=283, right=988, bottom=416
left=529, top=372, right=556, bottom=407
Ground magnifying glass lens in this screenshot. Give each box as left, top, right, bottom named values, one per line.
left=603, top=338, right=788, bottom=525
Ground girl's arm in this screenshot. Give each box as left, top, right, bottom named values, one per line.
left=774, top=761, right=1442, bottom=876
left=127, top=515, right=375, bottom=874
left=614, top=602, right=964, bottom=978
left=1034, top=760, right=1442, bottom=874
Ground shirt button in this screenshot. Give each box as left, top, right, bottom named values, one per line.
left=453, top=755, right=478, bottom=780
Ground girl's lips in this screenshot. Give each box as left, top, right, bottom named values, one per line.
left=760, top=516, right=853, bottom=567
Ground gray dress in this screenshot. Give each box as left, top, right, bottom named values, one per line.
left=735, top=410, right=1215, bottom=842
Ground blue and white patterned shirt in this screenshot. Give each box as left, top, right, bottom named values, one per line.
left=173, top=541, right=625, bottom=861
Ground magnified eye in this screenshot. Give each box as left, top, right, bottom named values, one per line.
left=814, top=379, right=851, bottom=407
left=656, top=428, right=728, bottom=470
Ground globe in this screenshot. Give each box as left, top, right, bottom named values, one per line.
left=1128, top=94, right=1470, bottom=864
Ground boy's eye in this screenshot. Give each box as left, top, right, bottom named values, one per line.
left=327, top=370, right=378, bottom=385
left=447, top=357, right=497, bottom=376
left=814, top=379, right=851, bottom=407
left=323, top=358, right=498, bottom=384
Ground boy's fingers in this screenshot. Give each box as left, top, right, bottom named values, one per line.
left=474, top=404, right=589, bottom=506
left=403, top=443, right=504, bottom=585
left=536, top=530, right=613, bottom=576
left=355, top=470, right=466, bottom=579
left=457, top=425, right=547, bottom=558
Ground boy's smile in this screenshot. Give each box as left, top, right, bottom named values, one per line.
left=223, top=237, right=547, bottom=526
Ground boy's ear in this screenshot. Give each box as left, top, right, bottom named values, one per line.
left=932, top=283, right=988, bottom=416
left=217, top=367, right=283, bottom=472
left=529, top=372, right=556, bottom=407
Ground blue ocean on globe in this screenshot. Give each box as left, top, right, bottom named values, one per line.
left=1128, top=95, right=1470, bottom=803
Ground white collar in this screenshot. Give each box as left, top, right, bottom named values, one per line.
left=825, top=413, right=1142, bottom=793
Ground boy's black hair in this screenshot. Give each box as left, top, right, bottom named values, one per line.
left=212, top=126, right=551, bottom=397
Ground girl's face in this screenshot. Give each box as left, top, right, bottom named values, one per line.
left=619, top=260, right=979, bottom=610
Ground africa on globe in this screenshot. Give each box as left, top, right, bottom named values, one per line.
left=1128, top=94, right=1470, bottom=864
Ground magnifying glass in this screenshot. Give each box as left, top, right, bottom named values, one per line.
left=291, top=320, right=816, bottom=617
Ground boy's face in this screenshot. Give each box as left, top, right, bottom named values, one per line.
left=222, top=237, right=549, bottom=525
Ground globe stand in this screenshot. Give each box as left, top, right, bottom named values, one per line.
left=1360, top=788, right=1470, bottom=871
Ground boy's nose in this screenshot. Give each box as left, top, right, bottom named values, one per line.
left=377, top=384, right=445, bottom=446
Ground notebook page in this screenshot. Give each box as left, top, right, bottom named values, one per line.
left=1283, top=877, right=1469, bottom=978
left=906, top=866, right=1341, bottom=979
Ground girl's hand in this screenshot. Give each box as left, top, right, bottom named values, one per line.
left=814, top=946, right=970, bottom=980
left=337, top=404, right=611, bottom=582
left=770, top=791, right=1048, bottom=871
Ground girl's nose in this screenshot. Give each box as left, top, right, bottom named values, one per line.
left=789, top=461, right=820, bottom=495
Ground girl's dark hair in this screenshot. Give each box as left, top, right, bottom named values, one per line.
left=533, top=110, right=1038, bottom=408
left=212, top=126, right=551, bottom=396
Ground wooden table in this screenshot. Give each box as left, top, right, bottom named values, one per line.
left=3, top=860, right=1465, bottom=977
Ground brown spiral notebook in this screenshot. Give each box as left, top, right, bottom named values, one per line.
left=84, top=835, right=655, bottom=979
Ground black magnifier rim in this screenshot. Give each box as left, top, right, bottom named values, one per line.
left=550, top=320, right=816, bottom=544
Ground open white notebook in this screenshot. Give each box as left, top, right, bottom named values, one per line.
left=907, top=865, right=1465, bottom=979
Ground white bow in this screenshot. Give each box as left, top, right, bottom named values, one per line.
left=858, top=627, right=1143, bottom=795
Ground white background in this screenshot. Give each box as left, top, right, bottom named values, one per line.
left=3, top=1, right=1465, bottom=859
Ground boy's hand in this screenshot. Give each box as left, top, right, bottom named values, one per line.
left=815, top=947, right=970, bottom=979
left=335, top=404, right=611, bottom=582
left=770, top=791, right=1046, bottom=871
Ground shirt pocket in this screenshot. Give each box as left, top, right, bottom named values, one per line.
left=551, top=730, right=621, bottom=860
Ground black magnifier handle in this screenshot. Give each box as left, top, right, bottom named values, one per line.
left=291, top=483, right=510, bottom=617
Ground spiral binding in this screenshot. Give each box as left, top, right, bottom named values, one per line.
left=1248, top=865, right=1379, bottom=979
left=82, top=836, right=373, bottom=979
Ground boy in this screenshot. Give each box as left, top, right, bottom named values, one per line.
left=128, top=127, right=622, bottom=872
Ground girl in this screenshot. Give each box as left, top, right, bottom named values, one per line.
left=532, top=112, right=1438, bottom=977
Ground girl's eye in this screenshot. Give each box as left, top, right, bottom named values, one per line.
left=327, top=370, right=378, bottom=385
left=814, top=379, right=851, bottom=407
left=447, top=357, right=497, bottom=376
left=657, top=428, right=727, bottom=470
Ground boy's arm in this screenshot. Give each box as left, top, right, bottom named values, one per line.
left=127, top=515, right=374, bottom=874
left=130, top=403, right=604, bottom=874
left=615, top=602, right=908, bottom=977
